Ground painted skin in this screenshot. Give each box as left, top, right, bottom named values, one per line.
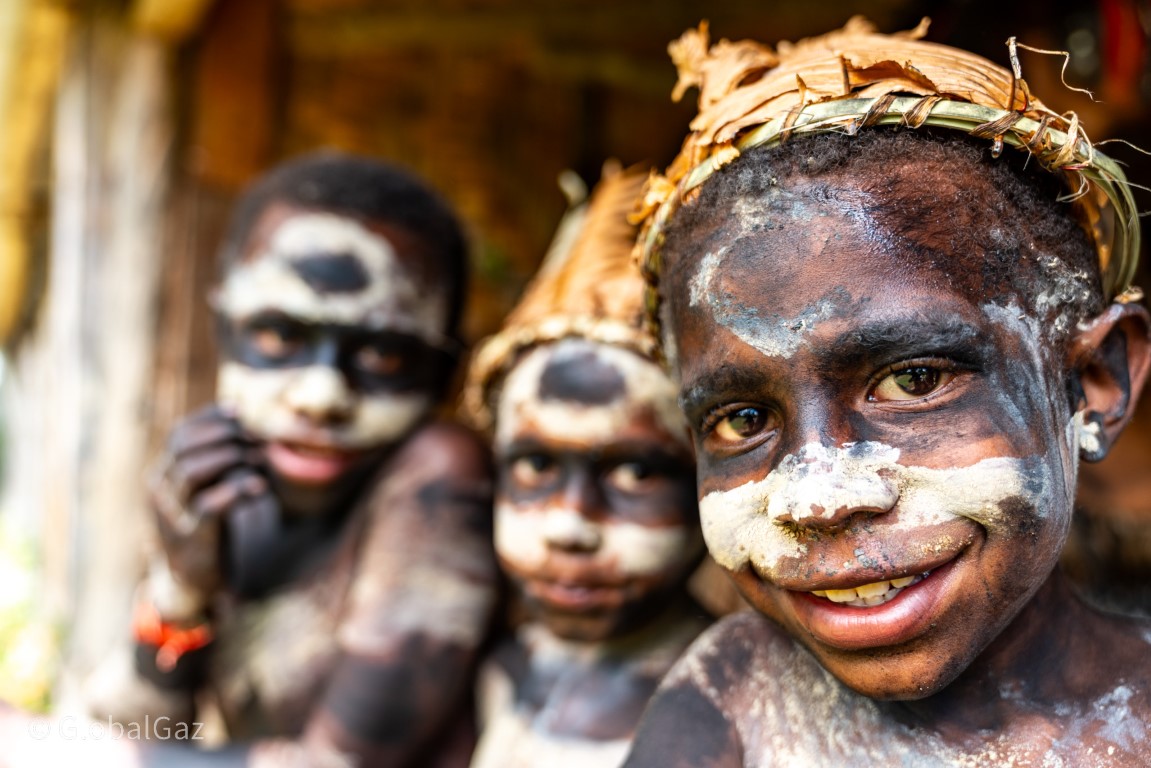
left=213, top=204, right=450, bottom=514
left=67, top=201, right=496, bottom=768
left=623, top=155, right=1151, bottom=766
left=156, top=202, right=459, bottom=597
left=471, top=338, right=708, bottom=768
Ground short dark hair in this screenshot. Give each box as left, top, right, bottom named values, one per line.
left=661, top=128, right=1105, bottom=345
left=220, top=150, right=469, bottom=339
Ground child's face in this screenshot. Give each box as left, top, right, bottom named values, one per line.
left=494, top=339, right=700, bottom=642
left=214, top=201, right=450, bottom=492
left=663, top=172, right=1087, bottom=699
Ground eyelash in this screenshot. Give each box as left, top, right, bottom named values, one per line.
left=867, top=357, right=966, bottom=398
left=699, top=403, right=766, bottom=435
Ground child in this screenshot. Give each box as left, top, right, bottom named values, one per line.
left=623, top=19, right=1151, bottom=766
left=462, top=165, right=710, bottom=767
left=77, top=152, right=498, bottom=766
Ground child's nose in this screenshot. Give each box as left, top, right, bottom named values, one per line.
left=283, top=365, right=355, bottom=424
left=769, top=450, right=899, bottom=531
left=541, top=507, right=603, bottom=553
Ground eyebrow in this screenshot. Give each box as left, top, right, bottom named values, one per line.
left=819, top=315, right=984, bottom=370
left=678, top=315, right=985, bottom=420
left=680, top=365, right=767, bottom=423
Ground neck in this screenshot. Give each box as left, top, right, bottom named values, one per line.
left=892, top=569, right=1118, bottom=733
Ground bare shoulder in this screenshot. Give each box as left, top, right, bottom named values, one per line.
left=624, top=614, right=791, bottom=768
left=664, top=611, right=799, bottom=695
left=386, top=419, right=492, bottom=480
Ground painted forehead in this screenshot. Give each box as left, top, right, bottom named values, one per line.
left=214, top=212, right=448, bottom=340
left=665, top=150, right=1099, bottom=338
left=494, top=338, right=687, bottom=448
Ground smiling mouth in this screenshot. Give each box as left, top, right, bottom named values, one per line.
left=810, top=573, right=928, bottom=607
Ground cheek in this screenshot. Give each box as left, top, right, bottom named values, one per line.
left=347, top=392, right=430, bottom=445
left=493, top=502, right=550, bottom=571
left=217, top=362, right=430, bottom=446
left=596, top=522, right=701, bottom=578
left=699, top=481, right=809, bottom=575
left=493, top=501, right=700, bottom=579
left=217, top=362, right=297, bottom=437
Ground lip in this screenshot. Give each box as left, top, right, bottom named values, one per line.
left=265, top=439, right=368, bottom=486
left=786, top=556, right=963, bottom=651
left=524, top=578, right=624, bottom=613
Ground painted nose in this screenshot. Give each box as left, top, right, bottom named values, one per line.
left=283, top=366, right=355, bottom=424
left=541, top=508, right=603, bottom=553
left=769, top=450, right=899, bottom=530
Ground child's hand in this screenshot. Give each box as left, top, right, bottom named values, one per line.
left=148, top=404, right=269, bottom=599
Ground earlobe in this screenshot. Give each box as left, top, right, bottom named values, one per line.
left=1068, top=302, right=1151, bottom=463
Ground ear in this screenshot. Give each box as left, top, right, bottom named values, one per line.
left=1067, top=303, right=1151, bottom=462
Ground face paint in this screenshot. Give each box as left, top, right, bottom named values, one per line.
left=213, top=211, right=448, bottom=486
left=215, top=212, right=447, bottom=340
left=661, top=165, right=1094, bottom=696
left=493, top=339, right=700, bottom=640
left=218, top=362, right=429, bottom=451
left=699, top=441, right=1050, bottom=577
left=689, top=246, right=851, bottom=359
left=495, top=502, right=698, bottom=580
left=495, top=341, right=688, bottom=451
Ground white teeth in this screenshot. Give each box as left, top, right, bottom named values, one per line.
left=810, top=573, right=927, bottom=608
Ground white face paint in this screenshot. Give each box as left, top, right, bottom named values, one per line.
left=700, top=441, right=1050, bottom=576
left=689, top=245, right=849, bottom=359
left=981, top=301, right=1081, bottom=495
left=218, top=361, right=429, bottom=448
left=214, top=212, right=448, bottom=341
left=495, top=341, right=688, bottom=451
left=495, top=502, right=698, bottom=580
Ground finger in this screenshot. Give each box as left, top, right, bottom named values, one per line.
left=190, top=470, right=267, bottom=519
left=168, top=415, right=249, bottom=457
left=168, top=444, right=251, bottom=501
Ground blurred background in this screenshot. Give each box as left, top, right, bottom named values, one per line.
left=0, top=0, right=1148, bottom=710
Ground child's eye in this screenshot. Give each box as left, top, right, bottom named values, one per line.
left=712, top=406, right=773, bottom=444
left=870, top=366, right=955, bottom=402
left=604, top=462, right=654, bottom=494
left=509, top=454, right=559, bottom=489
left=356, top=345, right=405, bottom=376
left=250, top=325, right=305, bottom=359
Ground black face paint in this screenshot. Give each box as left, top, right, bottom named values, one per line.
left=538, top=349, right=628, bottom=404
left=220, top=310, right=452, bottom=394
left=292, top=253, right=371, bottom=294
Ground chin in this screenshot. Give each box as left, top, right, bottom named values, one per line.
left=805, top=633, right=978, bottom=702
left=532, top=603, right=619, bottom=642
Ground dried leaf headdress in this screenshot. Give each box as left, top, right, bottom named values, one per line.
left=463, top=163, right=652, bottom=431
left=636, top=17, right=1142, bottom=333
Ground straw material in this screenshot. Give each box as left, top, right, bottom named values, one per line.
left=463, top=164, right=652, bottom=431
left=636, top=16, right=1142, bottom=330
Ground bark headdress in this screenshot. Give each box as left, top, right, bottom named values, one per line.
left=464, top=164, right=651, bottom=430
